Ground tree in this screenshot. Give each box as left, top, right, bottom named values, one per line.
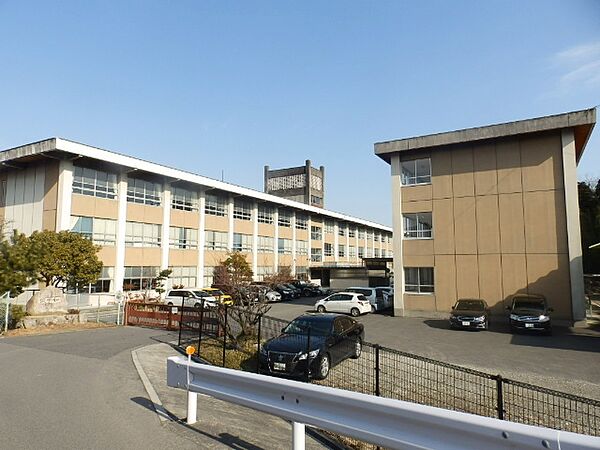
left=263, top=266, right=294, bottom=288
left=29, top=230, right=103, bottom=290
left=154, top=269, right=173, bottom=297
left=0, top=229, right=38, bottom=295
left=214, top=252, right=270, bottom=344
left=578, top=180, right=600, bottom=274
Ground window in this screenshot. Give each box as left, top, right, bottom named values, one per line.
left=233, top=233, right=252, bottom=252
left=296, top=266, right=308, bottom=279
left=171, top=187, right=198, bottom=211
left=255, top=266, right=273, bottom=281
left=0, top=179, right=7, bottom=207
left=403, top=212, right=433, bottom=239
left=296, top=240, right=308, bottom=255
left=295, top=215, right=308, bottom=230
left=257, top=235, right=274, bottom=253
left=405, top=267, right=434, bottom=293
left=125, top=221, right=161, bottom=247
left=278, top=238, right=292, bottom=254
left=324, top=243, right=333, bottom=257
left=374, top=248, right=380, bottom=257
left=324, top=221, right=334, bottom=233
left=349, top=246, right=356, bottom=258
left=338, top=244, right=345, bottom=258
left=170, top=266, right=197, bottom=288
left=310, top=226, right=322, bottom=241
left=358, top=246, right=364, bottom=258
left=71, top=216, right=118, bottom=246
left=127, top=178, right=161, bottom=206
left=278, top=210, right=291, bottom=227
left=365, top=247, right=373, bottom=258
left=348, top=228, right=356, bottom=238
left=401, top=158, right=431, bottom=185
left=203, top=266, right=215, bottom=287
left=374, top=234, right=380, bottom=242
left=338, top=224, right=346, bottom=237
left=205, top=230, right=228, bottom=251
left=258, top=205, right=274, bottom=224
left=123, top=266, right=159, bottom=291
left=169, top=227, right=198, bottom=249
left=233, top=200, right=252, bottom=221
left=311, top=248, right=322, bottom=262
left=205, top=194, right=227, bottom=217
left=92, top=267, right=113, bottom=293
left=358, top=229, right=365, bottom=239
left=73, top=166, right=118, bottom=199
left=311, top=195, right=322, bottom=206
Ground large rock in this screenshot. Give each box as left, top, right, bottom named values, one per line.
left=26, top=287, right=69, bottom=315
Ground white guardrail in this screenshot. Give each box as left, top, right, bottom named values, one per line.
left=167, top=356, right=600, bottom=450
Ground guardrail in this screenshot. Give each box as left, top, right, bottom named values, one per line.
left=167, top=355, right=600, bottom=450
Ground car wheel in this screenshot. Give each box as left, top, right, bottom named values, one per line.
left=350, top=308, right=360, bottom=317
left=351, top=338, right=362, bottom=359
left=167, top=302, right=173, bottom=306
left=315, top=354, right=330, bottom=380
left=370, top=305, right=376, bottom=313
left=194, top=302, right=201, bottom=308
left=317, top=305, right=326, bottom=313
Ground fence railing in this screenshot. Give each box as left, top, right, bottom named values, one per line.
left=174, top=304, right=600, bottom=438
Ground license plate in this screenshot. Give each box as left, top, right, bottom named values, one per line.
left=525, top=323, right=534, bottom=328
left=462, top=321, right=470, bottom=326
left=273, top=362, right=286, bottom=371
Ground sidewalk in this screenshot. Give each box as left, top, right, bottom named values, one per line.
left=132, top=342, right=334, bottom=450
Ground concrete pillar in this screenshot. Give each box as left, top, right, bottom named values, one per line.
left=355, top=227, right=360, bottom=262
left=333, top=222, right=339, bottom=263
left=292, top=211, right=297, bottom=276
left=55, top=159, right=74, bottom=231
left=227, top=195, right=234, bottom=251
left=391, top=155, right=404, bottom=316
left=160, top=183, right=171, bottom=271
left=196, top=191, right=206, bottom=287
left=346, top=225, right=350, bottom=263
left=273, top=208, right=279, bottom=272
left=114, top=173, right=128, bottom=293
left=561, top=129, right=586, bottom=325
left=307, top=216, right=312, bottom=276
left=252, top=202, right=259, bottom=278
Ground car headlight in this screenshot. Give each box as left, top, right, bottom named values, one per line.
left=510, top=314, right=519, bottom=320
left=260, top=346, right=268, bottom=356
left=538, top=315, right=550, bottom=322
left=473, top=316, right=486, bottom=322
left=297, top=349, right=320, bottom=360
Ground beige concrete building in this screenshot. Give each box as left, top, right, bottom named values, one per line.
left=375, top=108, right=596, bottom=325
left=0, top=138, right=392, bottom=293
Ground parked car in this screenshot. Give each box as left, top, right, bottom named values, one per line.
left=249, top=285, right=282, bottom=303
left=290, top=281, right=325, bottom=297
left=314, top=292, right=371, bottom=317
left=202, top=287, right=233, bottom=306
left=449, top=299, right=490, bottom=330
left=345, top=287, right=392, bottom=312
left=274, top=284, right=296, bottom=301
left=164, top=289, right=218, bottom=308
left=507, top=294, right=553, bottom=334
left=284, top=283, right=302, bottom=299
left=259, top=313, right=364, bottom=379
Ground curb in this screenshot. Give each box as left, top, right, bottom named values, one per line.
left=131, top=347, right=173, bottom=423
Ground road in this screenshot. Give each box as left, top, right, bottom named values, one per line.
left=267, top=296, right=600, bottom=398
left=0, top=327, right=196, bottom=450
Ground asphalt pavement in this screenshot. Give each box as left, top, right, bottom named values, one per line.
left=267, top=296, right=600, bottom=399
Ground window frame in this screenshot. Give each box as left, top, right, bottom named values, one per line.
left=401, top=158, right=432, bottom=186
left=404, top=267, right=435, bottom=294
left=403, top=212, right=433, bottom=240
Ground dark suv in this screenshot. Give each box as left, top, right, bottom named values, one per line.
left=507, top=294, right=553, bottom=334
left=449, top=299, right=490, bottom=330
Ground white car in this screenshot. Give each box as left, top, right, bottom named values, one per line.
left=345, top=287, right=392, bottom=312
left=164, top=289, right=218, bottom=308
left=314, top=292, right=372, bottom=317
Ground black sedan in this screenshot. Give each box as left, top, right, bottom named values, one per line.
left=274, top=284, right=296, bottom=300
left=449, top=299, right=490, bottom=330
left=259, top=314, right=364, bottom=380
left=507, top=294, right=553, bottom=334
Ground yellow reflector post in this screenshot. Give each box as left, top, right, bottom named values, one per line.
left=185, top=345, right=196, bottom=355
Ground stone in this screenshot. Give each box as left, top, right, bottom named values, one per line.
left=26, top=287, right=69, bottom=315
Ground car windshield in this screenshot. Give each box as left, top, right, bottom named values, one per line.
left=455, top=300, right=485, bottom=311
left=513, top=299, right=545, bottom=310
left=209, top=289, right=224, bottom=296
left=277, top=285, right=289, bottom=290
left=192, top=291, right=209, bottom=298
left=283, top=318, right=331, bottom=336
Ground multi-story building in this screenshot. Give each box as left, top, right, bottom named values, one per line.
left=375, top=108, right=596, bottom=325
left=264, top=160, right=325, bottom=207
left=0, top=138, right=392, bottom=293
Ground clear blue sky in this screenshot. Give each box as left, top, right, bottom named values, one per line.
left=1, top=1, right=599, bottom=226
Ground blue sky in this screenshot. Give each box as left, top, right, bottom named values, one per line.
left=1, top=1, right=599, bottom=226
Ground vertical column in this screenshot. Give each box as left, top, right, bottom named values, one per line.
left=355, top=227, right=360, bottom=262
left=252, top=202, right=259, bottom=278
left=291, top=211, right=297, bottom=276
left=196, top=191, right=206, bottom=287
left=391, top=155, right=404, bottom=317
left=307, top=216, right=312, bottom=274
left=345, top=225, right=350, bottom=264
left=114, top=173, right=128, bottom=293
left=273, top=208, right=279, bottom=272
left=161, top=182, right=171, bottom=271
left=333, top=222, right=339, bottom=263
left=55, top=159, right=74, bottom=231
left=227, top=195, right=234, bottom=251
left=561, top=129, right=586, bottom=324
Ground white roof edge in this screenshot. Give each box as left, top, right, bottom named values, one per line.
left=23, top=138, right=390, bottom=232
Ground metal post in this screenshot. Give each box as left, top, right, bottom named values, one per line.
left=116, top=301, right=121, bottom=325
left=496, top=375, right=504, bottom=420
left=375, top=344, right=381, bottom=397
left=178, top=297, right=185, bottom=346
left=197, top=299, right=205, bottom=356
left=96, top=296, right=100, bottom=323
left=292, top=421, right=306, bottom=450
left=256, top=314, right=262, bottom=374
left=3, top=293, right=9, bottom=333
left=222, top=305, right=229, bottom=367
left=186, top=352, right=197, bottom=424
left=305, top=327, right=311, bottom=382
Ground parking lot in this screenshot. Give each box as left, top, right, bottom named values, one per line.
left=267, top=296, right=600, bottom=399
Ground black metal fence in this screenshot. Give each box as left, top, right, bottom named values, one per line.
left=177, top=304, right=600, bottom=437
